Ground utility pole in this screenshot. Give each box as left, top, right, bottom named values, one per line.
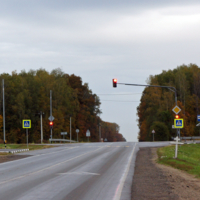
left=50, top=90, right=52, bottom=140
left=70, top=116, right=71, bottom=143
left=99, top=123, right=101, bottom=142
left=2, top=79, right=5, bottom=147
left=40, top=111, right=44, bottom=143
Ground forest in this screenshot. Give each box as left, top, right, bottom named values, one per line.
left=0, top=68, right=126, bottom=143
left=137, top=64, right=200, bottom=141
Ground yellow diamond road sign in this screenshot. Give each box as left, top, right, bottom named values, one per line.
left=172, top=105, right=181, bottom=114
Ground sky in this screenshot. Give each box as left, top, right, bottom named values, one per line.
left=0, top=1, right=200, bottom=141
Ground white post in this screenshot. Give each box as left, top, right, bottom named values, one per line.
left=174, top=136, right=179, bottom=158
left=175, top=142, right=178, bottom=158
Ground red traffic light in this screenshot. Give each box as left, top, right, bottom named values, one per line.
left=175, top=115, right=179, bottom=119
left=113, top=79, right=117, bottom=87
left=49, top=121, right=53, bottom=126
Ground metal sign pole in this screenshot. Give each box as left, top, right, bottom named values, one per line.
left=26, top=128, right=28, bottom=149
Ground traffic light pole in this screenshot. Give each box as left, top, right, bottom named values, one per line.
left=117, top=82, right=179, bottom=137
left=2, top=79, right=6, bottom=147
left=118, top=83, right=177, bottom=105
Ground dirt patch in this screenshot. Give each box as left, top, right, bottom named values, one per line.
left=0, top=154, right=31, bottom=163
left=132, top=147, right=200, bottom=200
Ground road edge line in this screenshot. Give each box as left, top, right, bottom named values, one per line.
left=113, top=143, right=137, bottom=200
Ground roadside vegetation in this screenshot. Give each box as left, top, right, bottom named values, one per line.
left=157, top=144, right=200, bottom=178
left=137, top=64, right=200, bottom=141
left=0, top=144, right=54, bottom=151
left=0, top=68, right=126, bottom=143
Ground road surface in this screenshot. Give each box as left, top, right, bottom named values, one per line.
left=0, top=142, right=169, bottom=200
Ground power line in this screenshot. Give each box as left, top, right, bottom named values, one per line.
left=97, top=93, right=142, bottom=96
left=101, top=100, right=140, bottom=102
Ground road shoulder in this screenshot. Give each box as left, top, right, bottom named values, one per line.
left=153, top=148, right=200, bottom=200
left=132, top=147, right=200, bottom=200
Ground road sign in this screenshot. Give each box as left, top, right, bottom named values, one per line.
left=172, top=105, right=181, bottom=114
left=22, top=120, right=31, bottom=128
left=174, top=119, right=184, bottom=128
left=61, top=132, right=67, bottom=135
left=86, top=130, right=90, bottom=137
left=76, top=129, right=79, bottom=133
left=197, top=115, right=200, bottom=122
left=172, top=125, right=179, bottom=129
left=152, top=130, right=155, bottom=133
left=48, top=116, right=54, bottom=121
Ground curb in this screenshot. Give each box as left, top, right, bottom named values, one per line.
left=0, top=149, right=29, bottom=154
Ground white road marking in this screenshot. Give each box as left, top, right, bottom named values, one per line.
left=0, top=146, right=104, bottom=185
left=58, top=172, right=100, bottom=176
left=113, top=143, right=137, bottom=200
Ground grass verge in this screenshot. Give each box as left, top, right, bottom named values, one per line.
left=0, top=144, right=55, bottom=151
left=157, top=144, right=200, bottom=178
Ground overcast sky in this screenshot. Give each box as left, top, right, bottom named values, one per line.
left=1, top=1, right=200, bottom=141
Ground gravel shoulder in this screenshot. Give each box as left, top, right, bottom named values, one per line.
left=132, top=147, right=200, bottom=200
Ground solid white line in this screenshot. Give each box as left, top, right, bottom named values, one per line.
left=0, top=146, right=104, bottom=185
left=58, top=172, right=100, bottom=176
left=113, top=143, right=137, bottom=200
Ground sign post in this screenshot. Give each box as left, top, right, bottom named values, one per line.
left=61, top=132, right=67, bottom=140
left=86, top=129, right=90, bottom=142
left=76, top=129, right=79, bottom=142
left=22, top=120, right=31, bottom=148
left=152, top=130, right=155, bottom=142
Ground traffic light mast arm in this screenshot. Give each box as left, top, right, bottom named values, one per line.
left=117, top=82, right=177, bottom=105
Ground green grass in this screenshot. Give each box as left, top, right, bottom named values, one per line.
left=157, top=144, right=200, bottom=178
left=0, top=144, right=55, bottom=151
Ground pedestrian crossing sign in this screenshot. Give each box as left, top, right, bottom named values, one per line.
left=22, top=120, right=31, bottom=128
left=174, top=119, right=184, bottom=128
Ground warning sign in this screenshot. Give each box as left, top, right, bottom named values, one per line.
left=174, top=119, right=184, bottom=128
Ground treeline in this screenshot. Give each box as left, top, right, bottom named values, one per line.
left=137, top=64, right=200, bottom=141
left=0, top=68, right=126, bottom=143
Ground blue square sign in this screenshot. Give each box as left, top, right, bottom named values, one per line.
left=174, top=119, right=184, bottom=128
left=22, top=120, right=31, bottom=128
left=197, top=115, right=200, bottom=122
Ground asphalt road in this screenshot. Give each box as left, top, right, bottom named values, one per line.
left=0, top=142, right=170, bottom=200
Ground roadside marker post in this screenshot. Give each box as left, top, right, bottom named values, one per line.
left=152, top=130, right=155, bottom=142
left=170, top=136, right=184, bottom=158
left=76, top=129, right=79, bottom=142
left=86, top=130, right=90, bottom=142
left=22, top=120, right=31, bottom=148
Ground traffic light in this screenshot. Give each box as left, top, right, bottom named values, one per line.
left=49, top=121, right=53, bottom=129
left=113, top=79, right=117, bottom=88
left=175, top=114, right=180, bottom=119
